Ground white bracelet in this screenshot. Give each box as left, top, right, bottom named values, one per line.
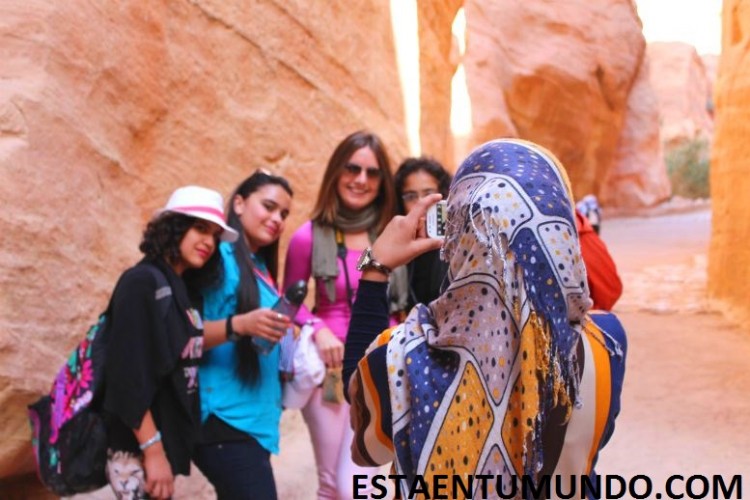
left=139, top=430, right=162, bottom=451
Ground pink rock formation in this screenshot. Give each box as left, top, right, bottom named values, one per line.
left=603, top=53, right=672, bottom=208
left=708, top=0, right=750, bottom=327
left=648, top=42, right=714, bottom=149
left=460, top=0, right=667, bottom=205
left=702, top=54, right=719, bottom=93
left=416, top=1, right=464, bottom=167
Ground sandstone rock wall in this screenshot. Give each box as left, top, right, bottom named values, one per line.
left=602, top=52, right=672, bottom=207
left=708, top=0, right=750, bottom=326
left=459, top=0, right=669, bottom=206
left=416, top=1, right=463, bottom=167
left=0, top=0, right=407, bottom=480
left=648, top=42, right=714, bottom=149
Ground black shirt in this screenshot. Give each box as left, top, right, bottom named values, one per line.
left=406, top=249, right=448, bottom=310
left=102, top=259, right=203, bottom=475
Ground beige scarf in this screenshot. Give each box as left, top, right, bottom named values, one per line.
left=311, top=205, right=408, bottom=312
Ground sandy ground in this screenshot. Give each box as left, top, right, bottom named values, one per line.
left=66, top=207, right=749, bottom=500
left=593, top=209, right=750, bottom=495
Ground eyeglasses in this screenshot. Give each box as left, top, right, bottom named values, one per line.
left=343, top=163, right=382, bottom=180
left=401, top=189, right=438, bottom=203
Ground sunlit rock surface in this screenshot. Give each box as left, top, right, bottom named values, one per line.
left=603, top=52, right=671, bottom=208
left=648, top=41, right=714, bottom=149
left=416, top=1, right=464, bottom=167
left=460, top=0, right=666, bottom=205
left=708, top=0, right=750, bottom=327
left=2, top=0, right=723, bottom=492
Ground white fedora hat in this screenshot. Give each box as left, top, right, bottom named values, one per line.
left=158, top=186, right=239, bottom=242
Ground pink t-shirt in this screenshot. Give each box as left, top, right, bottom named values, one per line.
left=283, top=221, right=364, bottom=342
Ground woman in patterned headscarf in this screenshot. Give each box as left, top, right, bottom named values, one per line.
left=343, top=139, right=626, bottom=499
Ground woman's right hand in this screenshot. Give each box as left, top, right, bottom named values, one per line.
left=234, top=308, right=290, bottom=342
left=371, top=193, right=444, bottom=270
left=314, top=327, right=344, bottom=368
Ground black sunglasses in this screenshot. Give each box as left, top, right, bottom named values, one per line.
left=343, top=163, right=382, bottom=180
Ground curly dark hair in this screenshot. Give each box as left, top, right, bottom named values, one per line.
left=139, top=212, right=222, bottom=291
left=394, top=156, right=452, bottom=214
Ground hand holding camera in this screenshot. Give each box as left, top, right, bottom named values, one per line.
left=364, top=194, right=444, bottom=276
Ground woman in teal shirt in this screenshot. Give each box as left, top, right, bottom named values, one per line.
left=194, top=170, right=293, bottom=500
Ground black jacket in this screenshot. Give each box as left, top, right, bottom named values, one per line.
left=103, top=258, right=203, bottom=475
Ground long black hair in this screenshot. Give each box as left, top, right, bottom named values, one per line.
left=228, top=170, right=293, bottom=384
left=139, top=212, right=222, bottom=291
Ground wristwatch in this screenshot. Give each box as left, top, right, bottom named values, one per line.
left=356, top=247, right=392, bottom=276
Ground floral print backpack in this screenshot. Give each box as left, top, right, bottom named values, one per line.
left=27, top=264, right=171, bottom=495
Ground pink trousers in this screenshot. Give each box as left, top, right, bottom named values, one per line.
left=302, top=387, right=382, bottom=499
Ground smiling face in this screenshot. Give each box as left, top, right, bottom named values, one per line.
left=233, top=184, right=292, bottom=252
left=336, top=146, right=382, bottom=212
left=174, top=219, right=222, bottom=275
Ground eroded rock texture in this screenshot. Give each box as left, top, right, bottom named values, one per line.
left=0, top=0, right=407, bottom=483
left=460, top=0, right=669, bottom=206
left=648, top=41, right=714, bottom=149
left=603, top=52, right=671, bottom=207
left=416, top=1, right=464, bottom=166
left=708, top=0, right=750, bottom=326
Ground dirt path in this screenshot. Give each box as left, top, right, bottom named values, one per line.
left=594, top=209, right=750, bottom=495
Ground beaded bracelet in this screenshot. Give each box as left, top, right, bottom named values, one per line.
left=139, top=431, right=162, bottom=451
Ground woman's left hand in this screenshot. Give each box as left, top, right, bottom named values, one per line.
left=314, top=327, right=344, bottom=368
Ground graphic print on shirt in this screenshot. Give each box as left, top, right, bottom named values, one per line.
left=181, top=334, right=204, bottom=392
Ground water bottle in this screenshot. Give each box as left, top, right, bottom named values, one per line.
left=252, top=280, right=308, bottom=355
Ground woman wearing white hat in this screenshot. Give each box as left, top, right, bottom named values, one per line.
left=193, top=170, right=295, bottom=500
left=102, top=185, right=236, bottom=499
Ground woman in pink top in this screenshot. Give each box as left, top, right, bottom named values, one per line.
left=283, top=130, right=399, bottom=499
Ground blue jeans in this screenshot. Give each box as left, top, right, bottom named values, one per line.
left=193, top=438, right=277, bottom=500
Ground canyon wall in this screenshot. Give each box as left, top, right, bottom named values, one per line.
left=0, top=0, right=407, bottom=482
left=0, top=0, right=704, bottom=489
left=458, top=0, right=670, bottom=207
left=708, top=0, right=750, bottom=326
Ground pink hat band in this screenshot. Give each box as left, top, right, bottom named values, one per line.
left=159, top=186, right=239, bottom=242
left=170, top=205, right=226, bottom=220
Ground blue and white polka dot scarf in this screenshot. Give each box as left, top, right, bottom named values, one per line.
left=385, top=139, right=592, bottom=490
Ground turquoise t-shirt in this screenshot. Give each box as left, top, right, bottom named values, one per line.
left=199, top=241, right=282, bottom=454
